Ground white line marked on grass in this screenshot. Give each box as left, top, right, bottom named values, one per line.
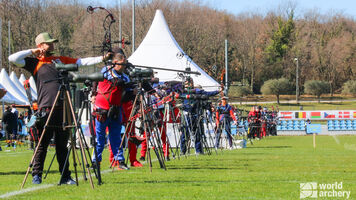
left=332, top=135, right=340, bottom=145
left=0, top=168, right=113, bottom=199
left=0, top=152, right=198, bottom=199
left=0, top=184, right=54, bottom=199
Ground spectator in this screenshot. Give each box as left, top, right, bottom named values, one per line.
left=2, top=105, right=16, bottom=146
left=11, top=104, right=19, bottom=139
left=305, top=119, right=311, bottom=134
left=18, top=114, right=25, bottom=137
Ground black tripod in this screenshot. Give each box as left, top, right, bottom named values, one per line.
left=191, top=99, right=212, bottom=155
left=21, top=71, right=94, bottom=189
left=119, top=81, right=166, bottom=172
left=42, top=82, right=101, bottom=184
left=75, top=80, right=102, bottom=185
left=215, top=118, right=237, bottom=149
left=202, top=106, right=218, bottom=154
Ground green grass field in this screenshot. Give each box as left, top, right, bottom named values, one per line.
left=0, top=135, right=355, bottom=199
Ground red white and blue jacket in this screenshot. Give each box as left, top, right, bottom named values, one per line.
left=94, top=66, right=130, bottom=110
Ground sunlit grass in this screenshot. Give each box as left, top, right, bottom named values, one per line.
left=0, top=135, right=355, bottom=199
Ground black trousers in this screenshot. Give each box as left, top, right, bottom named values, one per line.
left=32, top=108, right=70, bottom=178
left=3, top=124, right=14, bottom=140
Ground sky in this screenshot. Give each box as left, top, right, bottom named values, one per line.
left=203, top=0, right=356, bottom=18
left=85, top=0, right=356, bottom=19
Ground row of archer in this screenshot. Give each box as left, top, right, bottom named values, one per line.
left=8, top=36, right=244, bottom=187
left=246, top=106, right=279, bottom=141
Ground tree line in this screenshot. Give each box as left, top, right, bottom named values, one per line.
left=0, top=0, right=355, bottom=97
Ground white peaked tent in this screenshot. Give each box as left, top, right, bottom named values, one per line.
left=19, top=74, right=26, bottom=85
left=0, top=69, right=29, bottom=104
left=10, top=72, right=38, bottom=100
left=0, top=82, right=26, bottom=104
left=19, top=73, right=26, bottom=83
left=128, top=10, right=219, bottom=90
left=10, top=72, right=28, bottom=98
left=18, top=73, right=38, bottom=99
left=29, top=76, right=37, bottom=94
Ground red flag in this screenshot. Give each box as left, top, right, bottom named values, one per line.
left=280, top=112, right=293, bottom=119
left=339, top=111, right=350, bottom=119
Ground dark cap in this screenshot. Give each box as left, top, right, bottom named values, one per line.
left=112, top=47, right=126, bottom=57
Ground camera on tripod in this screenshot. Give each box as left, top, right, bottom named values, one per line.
left=53, top=62, right=104, bottom=83
left=129, top=68, right=154, bottom=80
left=55, top=63, right=78, bottom=72
left=178, top=94, right=209, bottom=100
left=69, top=72, right=104, bottom=83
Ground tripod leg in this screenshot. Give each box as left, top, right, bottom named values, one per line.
left=66, top=91, right=94, bottom=189
left=139, top=97, right=153, bottom=172
left=206, top=115, right=218, bottom=155
left=167, top=105, right=180, bottom=159
left=153, top=126, right=166, bottom=169
left=149, top=111, right=166, bottom=169
left=208, top=114, right=217, bottom=150
left=173, top=110, right=182, bottom=159
left=75, top=135, right=87, bottom=181
left=21, top=90, right=61, bottom=189
left=200, top=119, right=210, bottom=155
left=43, top=152, right=56, bottom=180
left=58, top=99, right=79, bottom=186
left=77, top=98, right=102, bottom=185
left=89, top=117, right=101, bottom=185
left=71, top=133, right=79, bottom=185
left=183, top=113, right=193, bottom=156
left=75, top=102, right=88, bottom=181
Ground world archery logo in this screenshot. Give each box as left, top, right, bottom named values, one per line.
left=300, top=182, right=317, bottom=198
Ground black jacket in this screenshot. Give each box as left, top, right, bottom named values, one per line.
left=2, top=110, right=16, bottom=131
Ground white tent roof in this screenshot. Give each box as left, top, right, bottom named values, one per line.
left=18, top=73, right=37, bottom=99
left=19, top=73, right=26, bottom=84
left=29, top=76, right=37, bottom=94
left=0, top=69, right=29, bottom=105
left=0, top=82, right=26, bottom=105
left=128, top=10, right=219, bottom=90
left=10, top=72, right=28, bottom=97
left=10, top=72, right=38, bottom=100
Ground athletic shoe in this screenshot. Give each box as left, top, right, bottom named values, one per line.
left=139, top=156, right=145, bottom=161
left=165, top=156, right=170, bottom=161
left=60, top=177, right=76, bottom=185
left=131, top=160, right=143, bottom=167
left=32, top=175, right=42, bottom=184
left=118, top=161, right=130, bottom=170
